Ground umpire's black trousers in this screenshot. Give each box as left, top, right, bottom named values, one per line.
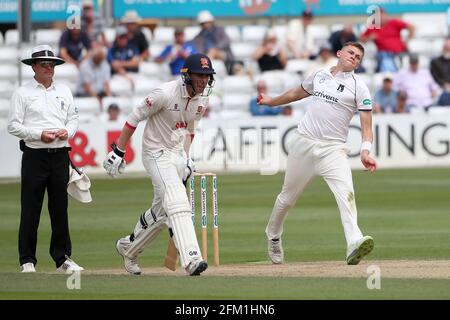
left=19, top=146, right=71, bottom=268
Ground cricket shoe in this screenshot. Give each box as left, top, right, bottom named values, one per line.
left=186, top=259, right=208, bottom=276
left=20, top=262, right=36, bottom=273
left=346, top=236, right=374, bottom=265
left=57, top=256, right=84, bottom=273
left=268, top=238, right=284, bottom=264
left=116, top=237, right=141, bottom=275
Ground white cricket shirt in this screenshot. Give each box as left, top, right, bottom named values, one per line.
left=298, top=68, right=372, bottom=143
left=8, top=78, right=79, bottom=148
left=126, top=79, right=208, bottom=152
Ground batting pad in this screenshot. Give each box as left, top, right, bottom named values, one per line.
left=169, top=212, right=202, bottom=268
left=126, top=211, right=168, bottom=258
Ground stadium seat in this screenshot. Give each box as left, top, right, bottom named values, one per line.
left=272, top=25, right=288, bottom=46
left=403, top=13, right=448, bottom=38
left=208, top=94, right=222, bottom=111
left=0, top=31, right=3, bottom=44
left=102, top=96, right=134, bottom=115
left=427, top=106, right=450, bottom=115
left=142, top=27, right=153, bottom=42
left=149, top=43, right=166, bottom=58
left=224, top=26, right=241, bottom=42
left=5, top=29, right=19, bottom=46
left=0, top=81, right=15, bottom=99
left=408, top=39, right=434, bottom=56
left=20, top=64, right=36, bottom=81
left=0, top=99, right=10, bottom=118
left=110, top=75, right=134, bottom=97
left=211, top=59, right=227, bottom=79
left=222, top=75, right=253, bottom=95
left=230, top=42, right=257, bottom=60
left=285, top=59, right=311, bottom=75
left=184, top=26, right=200, bottom=41
left=153, top=27, right=175, bottom=44
left=222, top=93, right=252, bottom=111
left=0, top=47, right=18, bottom=64
left=104, top=28, right=116, bottom=44
left=54, top=63, right=79, bottom=81
left=306, top=24, right=331, bottom=48
left=241, top=25, right=268, bottom=43
left=140, top=61, right=164, bottom=78
left=35, top=29, right=62, bottom=47
left=74, top=97, right=101, bottom=115
left=133, top=76, right=160, bottom=95
left=0, top=65, right=18, bottom=81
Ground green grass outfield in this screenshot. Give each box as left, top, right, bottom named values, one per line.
left=0, top=168, right=449, bottom=300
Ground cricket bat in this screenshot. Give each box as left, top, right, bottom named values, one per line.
left=164, top=237, right=179, bottom=271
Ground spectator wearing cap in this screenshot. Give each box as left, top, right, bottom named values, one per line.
left=155, top=27, right=197, bottom=76
left=7, top=45, right=83, bottom=274
left=286, top=9, right=315, bottom=59
left=59, top=27, right=92, bottom=68
left=360, top=7, right=414, bottom=72
left=373, top=73, right=397, bottom=113
left=393, top=53, right=439, bottom=111
left=193, top=10, right=235, bottom=74
left=430, top=39, right=450, bottom=106
left=306, top=43, right=338, bottom=76
left=252, top=28, right=287, bottom=73
left=329, top=24, right=357, bottom=55
left=81, top=0, right=107, bottom=47
left=120, top=10, right=150, bottom=61
left=108, top=25, right=140, bottom=76
left=76, top=45, right=112, bottom=104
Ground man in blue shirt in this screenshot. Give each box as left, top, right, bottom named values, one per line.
left=374, top=73, right=397, bottom=113
left=250, top=80, right=284, bottom=116
left=155, top=27, right=196, bottom=76
left=108, top=25, right=140, bottom=74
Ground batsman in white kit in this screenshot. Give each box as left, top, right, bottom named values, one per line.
left=103, top=53, right=215, bottom=275
left=258, top=42, right=377, bottom=265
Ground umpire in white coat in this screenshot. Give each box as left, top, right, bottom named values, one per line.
left=103, top=53, right=215, bottom=276
left=8, top=45, right=84, bottom=273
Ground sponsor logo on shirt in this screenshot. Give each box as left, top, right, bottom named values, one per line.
left=170, top=103, right=180, bottom=111
left=195, top=106, right=203, bottom=115
left=363, top=99, right=372, bottom=105
left=175, top=121, right=187, bottom=129
left=145, top=97, right=152, bottom=108
left=337, top=84, right=345, bottom=92
left=313, top=91, right=339, bottom=103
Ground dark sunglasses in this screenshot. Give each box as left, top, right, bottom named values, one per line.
left=36, top=61, right=56, bottom=67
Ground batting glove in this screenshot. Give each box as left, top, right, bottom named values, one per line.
left=103, top=143, right=126, bottom=178
left=182, top=158, right=195, bottom=186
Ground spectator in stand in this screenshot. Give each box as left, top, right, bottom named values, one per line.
left=76, top=46, right=111, bottom=104
left=81, top=0, right=107, bottom=47
left=286, top=9, right=315, bottom=59
left=329, top=24, right=357, bottom=55
left=252, top=28, right=287, bottom=73
left=193, top=10, right=235, bottom=74
left=373, top=73, right=397, bottom=113
left=306, top=43, right=338, bottom=77
left=155, top=27, right=196, bottom=76
left=120, top=10, right=150, bottom=62
left=360, top=7, right=415, bottom=72
left=108, top=25, right=140, bottom=75
left=59, top=28, right=92, bottom=68
left=250, top=80, right=284, bottom=116
left=430, top=39, right=450, bottom=106
left=393, top=53, right=439, bottom=111
left=396, top=90, right=409, bottom=113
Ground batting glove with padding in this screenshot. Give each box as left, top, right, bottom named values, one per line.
left=103, top=143, right=126, bottom=178
left=182, top=157, right=195, bottom=186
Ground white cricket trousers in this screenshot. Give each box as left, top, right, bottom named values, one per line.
left=266, top=131, right=364, bottom=247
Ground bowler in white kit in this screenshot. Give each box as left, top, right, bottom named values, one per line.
left=103, top=53, right=215, bottom=275
left=258, top=42, right=377, bottom=265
